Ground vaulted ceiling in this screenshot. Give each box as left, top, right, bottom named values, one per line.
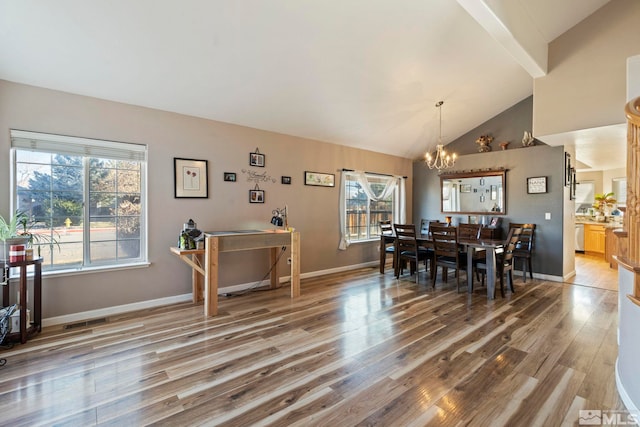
left=0, top=1, right=611, bottom=162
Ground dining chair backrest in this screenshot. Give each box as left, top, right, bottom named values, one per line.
left=430, top=224, right=458, bottom=258
left=458, top=223, right=482, bottom=240
left=379, top=220, right=393, bottom=235
left=420, top=218, right=447, bottom=236
left=501, top=227, right=523, bottom=262
left=393, top=223, right=420, bottom=253
left=509, top=223, right=535, bottom=253
left=420, top=219, right=440, bottom=235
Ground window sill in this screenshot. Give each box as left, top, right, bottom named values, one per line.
left=6, top=261, right=151, bottom=280
left=347, top=238, right=380, bottom=245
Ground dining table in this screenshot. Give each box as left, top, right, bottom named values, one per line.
left=379, top=232, right=505, bottom=300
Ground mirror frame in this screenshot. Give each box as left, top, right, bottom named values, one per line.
left=439, top=169, right=507, bottom=215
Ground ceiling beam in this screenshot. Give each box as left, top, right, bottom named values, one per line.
left=457, top=0, right=547, bottom=78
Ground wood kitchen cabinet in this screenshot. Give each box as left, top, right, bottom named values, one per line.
left=584, top=224, right=606, bottom=255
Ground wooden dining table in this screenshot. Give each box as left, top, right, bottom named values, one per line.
left=379, top=232, right=505, bottom=300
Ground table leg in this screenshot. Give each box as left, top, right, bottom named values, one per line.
left=379, top=235, right=385, bottom=273
left=204, top=236, right=219, bottom=317
left=19, top=265, right=27, bottom=344
left=192, top=253, right=204, bottom=303
left=486, top=248, right=497, bottom=300
left=2, top=263, right=8, bottom=307
left=290, top=232, right=300, bottom=298
left=270, top=247, right=279, bottom=289
left=466, top=249, right=474, bottom=293
left=34, top=262, right=41, bottom=332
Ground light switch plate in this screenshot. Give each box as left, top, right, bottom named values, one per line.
left=545, top=212, right=551, bottom=220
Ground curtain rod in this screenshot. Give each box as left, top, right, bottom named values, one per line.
left=341, top=168, right=407, bottom=179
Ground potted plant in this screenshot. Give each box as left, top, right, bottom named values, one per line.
left=0, top=211, right=30, bottom=262
left=593, top=192, right=616, bottom=220
left=1, top=211, right=60, bottom=260
left=17, top=214, right=60, bottom=259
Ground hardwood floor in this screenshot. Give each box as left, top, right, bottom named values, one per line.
left=0, top=263, right=626, bottom=426
left=569, top=252, right=618, bottom=291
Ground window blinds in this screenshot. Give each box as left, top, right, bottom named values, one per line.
left=10, top=130, right=147, bottom=162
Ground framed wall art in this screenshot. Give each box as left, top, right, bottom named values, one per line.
left=249, top=149, right=265, bottom=167
left=527, top=176, right=547, bottom=194
left=223, top=172, right=236, bottom=182
left=564, top=152, right=572, bottom=186
left=304, top=171, right=335, bottom=187
left=460, top=184, right=471, bottom=193
left=174, top=157, right=208, bottom=198
left=249, top=189, right=265, bottom=203
left=281, top=176, right=291, bottom=185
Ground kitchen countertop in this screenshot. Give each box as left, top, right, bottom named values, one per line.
left=576, top=218, right=623, bottom=228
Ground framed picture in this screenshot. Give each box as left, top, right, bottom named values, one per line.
left=281, top=176, right=291, bottom=185
left=527, top=176, right=547, bottom=194
left=564, top=152, right=572, bottom=186
left=223, top=172, right=236, bottom=182
left=490, top=185, right=497, bottom=200
left=249, top=150, right=265, bottom=167
left=460, top=184, right=471, bottom=193
left=304, top=171, right=335, bottom=187
left=174, top=158, right=208, bottom=198
left=490, top=217, right=500, bottom=227
left=249, top=189, right=265, bottom=203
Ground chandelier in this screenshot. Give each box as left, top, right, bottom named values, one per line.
left=425, top=101, right=456, bottom=170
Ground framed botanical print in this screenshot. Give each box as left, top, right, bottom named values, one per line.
left=174, top=158, right=208, bottom=198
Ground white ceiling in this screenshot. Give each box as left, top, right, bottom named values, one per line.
left=0, top=0, right=613, bottom=165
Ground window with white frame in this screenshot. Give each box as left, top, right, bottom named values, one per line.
left=340, top=171, right=404, bottom=245
left=10, top=130, right=147, bottom=272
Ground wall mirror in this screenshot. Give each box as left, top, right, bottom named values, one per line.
left=440, top=169, right=506, bottom=215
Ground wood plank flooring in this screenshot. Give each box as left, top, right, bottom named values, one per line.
left=0, top=263, right=626, bottom=426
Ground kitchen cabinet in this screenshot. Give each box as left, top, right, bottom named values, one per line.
left=584, top=224, right=606, bottom=255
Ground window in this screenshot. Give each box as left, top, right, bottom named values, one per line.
left=340, top=171, right=405, bottom=247
left=10, top=130, right=147, bottom=272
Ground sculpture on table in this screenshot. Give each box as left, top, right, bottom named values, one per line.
left=475, top=134, right=493, bottom=152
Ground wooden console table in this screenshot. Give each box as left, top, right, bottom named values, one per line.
left=170, top=230, right=300, bottom=316
left=1, top=257, right=42, bottom=344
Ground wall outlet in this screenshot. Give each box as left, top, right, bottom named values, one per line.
left=287, top=257, right=292, bottom=265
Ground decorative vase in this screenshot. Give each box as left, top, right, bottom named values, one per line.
left=499, top=142, right=509, bottom=150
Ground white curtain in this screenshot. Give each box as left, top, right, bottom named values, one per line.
left=339, top=171, right=406, bottom=250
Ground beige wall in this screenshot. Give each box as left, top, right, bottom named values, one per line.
left=533, top=0, right=640, bottom=137
left=0, top=80, right=412, bottom=319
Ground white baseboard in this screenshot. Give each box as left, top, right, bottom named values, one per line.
left=42, top=293, right=193, bottom=327
left=43, top=261, right=379, bottom=327
left=44, top=261, right=563, bottom=327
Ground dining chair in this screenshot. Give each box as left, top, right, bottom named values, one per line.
left=420, top=219, right=440, bottom=235
left=379, top=220, right=395, bottom=273
left=509, top=223, right=536, bottom=282
left=458, top=223, right=481, bottom=240
left=393, top=223, right=431, bottom=283
left=477, top=227, right=522, bottom=297
left=430, top=224, right=466, bottom=292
